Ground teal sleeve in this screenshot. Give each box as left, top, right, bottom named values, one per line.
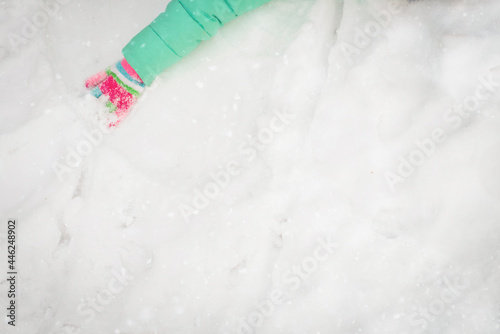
left=122, top=0, right=272, bottom=86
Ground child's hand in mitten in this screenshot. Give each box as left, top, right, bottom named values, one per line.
left=85, top=59, right=145, bottom=126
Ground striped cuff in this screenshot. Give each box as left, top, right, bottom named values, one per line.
left=106, top=60, right=145, bottom=97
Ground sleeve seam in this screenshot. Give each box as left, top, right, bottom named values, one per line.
left=177, top=0, right=213, bottom=37
left=223, top=0, right=239, bottom=17
left=146, top=25, right=182, bottom=58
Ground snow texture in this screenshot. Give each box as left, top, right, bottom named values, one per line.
left=1, top=0, right=500, bottom=333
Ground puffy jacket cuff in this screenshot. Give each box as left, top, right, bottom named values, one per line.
left=122, top=25, right=181, bottom=86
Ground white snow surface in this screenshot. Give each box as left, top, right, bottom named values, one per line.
left=1, top=0, right=500, bottom=333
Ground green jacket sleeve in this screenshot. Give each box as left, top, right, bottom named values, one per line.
left=122, top=0, right=271, bottom=86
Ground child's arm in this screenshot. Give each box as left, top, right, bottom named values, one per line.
left=86, top=0, right=271, bottom=126
left=123, top=0, right=272, bottom=86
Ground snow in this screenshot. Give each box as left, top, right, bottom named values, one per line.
left=1, top=0, right=500, bottom=333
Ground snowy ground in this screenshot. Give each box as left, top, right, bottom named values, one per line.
left=1, top=0, right=500, bottom=333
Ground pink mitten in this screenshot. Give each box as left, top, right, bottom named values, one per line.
left=85, top=59, right=145, bottom=126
